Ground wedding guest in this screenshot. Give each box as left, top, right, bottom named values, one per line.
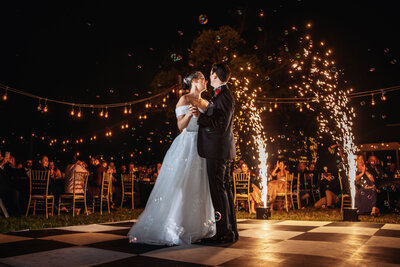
left=355, top=154, right=380, bottom=216
left=0, top=152, right=21, bottom=216
left=268, top=160, right=290, bottom=210
left=128, top=162, right=136, bottom=175
left=49, top=161, right=63, bottom=206
left=64, top=158, right=88, bottom=194
left=239, top=163, right=262, bottom=214
left=233, top=159, right=245, bottom=175
left=387, top=162, right=397, bottom=179
left=295, top=162, right=311, bottom=207
left=33, top=155, right=49, bottom=170
left=314, top=170, right=340, bottom=209
left=88, top=159, right=107, bottom=200
left=49, top=161, right=63, bottom=180
left=108, top=161, right=121, bottom=209
left=63, top=157, right=88, bottom=215
left=120, top=165, right=128, bottom=175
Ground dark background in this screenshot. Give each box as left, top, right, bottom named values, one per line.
left=0, top=1, right=399, bottom=167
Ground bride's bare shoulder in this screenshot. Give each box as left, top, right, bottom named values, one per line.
left=176, top=94, right=190, bottom=108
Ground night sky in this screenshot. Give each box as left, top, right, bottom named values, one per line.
left=1, top=1, right=399, bottom=166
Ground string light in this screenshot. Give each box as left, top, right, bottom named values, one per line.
left=128, top=105, right=132, bottom=114
left=77, top=107, right=82, bottom=118
left=43, top=99, right=48, bottom=113
left=3, top=90, right=7, bottom=101
left=99, top=109, right=104, bottom=117
left=371, top=94, right=376, bottom=106
left=37, top=99, right=42, bottom=111
left=381, top=91, right=387, bottom=101
left=104, top=107, right=109, bottom=118
left=124, top=105, right=128, bottom=114
left=70, top=106, right=75, bottom=116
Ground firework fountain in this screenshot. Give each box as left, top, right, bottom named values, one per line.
left=289, top=33, right=358, bottom=212
left=232, top=77, right=269, bottom=216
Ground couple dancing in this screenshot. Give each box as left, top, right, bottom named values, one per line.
left=127, top=63, right=238, bottom=245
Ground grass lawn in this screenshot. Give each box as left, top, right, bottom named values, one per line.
left=1, top=207, right=399, bottom=233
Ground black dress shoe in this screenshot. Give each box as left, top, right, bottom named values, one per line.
left=200, top=236, right=219, bottom=244
left=217, top=235, right=235, bottom=244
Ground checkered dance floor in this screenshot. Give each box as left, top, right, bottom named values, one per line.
left=1, top=219, right=400, bottom=266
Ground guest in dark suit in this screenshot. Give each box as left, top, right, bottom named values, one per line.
left=195, top=62, right=237, bottom=243
left=88, top=159, right=107, bottom=201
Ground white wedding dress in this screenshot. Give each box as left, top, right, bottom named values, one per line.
left=127, top=105, right=216, bottom=246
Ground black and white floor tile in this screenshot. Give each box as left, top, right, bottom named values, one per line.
left=1, top=219, right=400, bottom=266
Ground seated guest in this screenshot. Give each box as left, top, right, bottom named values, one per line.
left=49, top=161, right=63, bottom=180
left=367, top=155, right=390, bottom=213
left=33, top=155, right=49, bottom=170
left=128, top=162, right=136, bottom=175
left=63, top=157, right=88, bottom=215
left=314, top=170, right=340, bottom=209
left=24, top=159, right=33, bottom=173
left=386, top=162, right=397, bottom=179
left=0, top=152, right=21, bottom=216
left=64, top=158, right=88, bottom=194
left=295, top=162, right=311, bottom=206
left=120, top=165, right=128, bottom=175
left=88, top=159, right=107, bottom=201
left=268, top=161, right=290, bottom=210
left=355, top=154, right=380, bottom=216
left=49, top=161, right=64, bottom=206
left=234, top=163, right=262, bottom=214
left=108, top=161, right=120, bottom=209
left=367, top=155, right=387, bottom=184
left=233, top=159, right=245, bottom=175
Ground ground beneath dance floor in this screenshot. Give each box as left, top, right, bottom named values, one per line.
left=0, top=219, right=400, bottom=266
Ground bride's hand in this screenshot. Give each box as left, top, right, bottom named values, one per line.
left=189, top=105, right=200, bottom=117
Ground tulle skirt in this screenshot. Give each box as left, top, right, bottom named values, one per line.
left=127, top=129, right=216, bottom=245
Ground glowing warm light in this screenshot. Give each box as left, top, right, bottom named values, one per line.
left=290, top=33, right=357, bottom=208
left=233, top=77, right=268, bottom=208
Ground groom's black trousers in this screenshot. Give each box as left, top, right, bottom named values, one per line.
left=206, top=159, right=238, bottom=238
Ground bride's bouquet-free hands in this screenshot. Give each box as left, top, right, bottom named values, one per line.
left=189, top=104, right=200, bottom=118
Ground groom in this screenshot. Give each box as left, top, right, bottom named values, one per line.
left=192, top=62, right=238, bottom=243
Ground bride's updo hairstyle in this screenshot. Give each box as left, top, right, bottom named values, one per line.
left=182, top=71, right=202, bottom=90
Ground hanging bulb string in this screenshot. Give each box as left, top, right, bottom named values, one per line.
left=0, top=83, right=178, bottom=108
left=257, top=84, right=400, bottom=103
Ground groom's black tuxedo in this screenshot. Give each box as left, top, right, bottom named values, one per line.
left=197, top=84, right=238, bottom=241
left=197, top=84, right=236, bottom=160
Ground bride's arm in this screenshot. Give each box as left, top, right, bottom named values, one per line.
left=176, top=96, right=193, bottom=131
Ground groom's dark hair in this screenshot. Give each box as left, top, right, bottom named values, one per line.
left=211, top=62, right=231, bottom=83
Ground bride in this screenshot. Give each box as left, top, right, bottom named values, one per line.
left=127, top=71, right=216, bottom=246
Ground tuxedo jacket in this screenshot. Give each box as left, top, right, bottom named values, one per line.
left=197, top=84, right=236, bottom=160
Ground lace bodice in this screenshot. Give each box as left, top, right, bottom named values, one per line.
left=175, top=105, right=203, bottom=132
